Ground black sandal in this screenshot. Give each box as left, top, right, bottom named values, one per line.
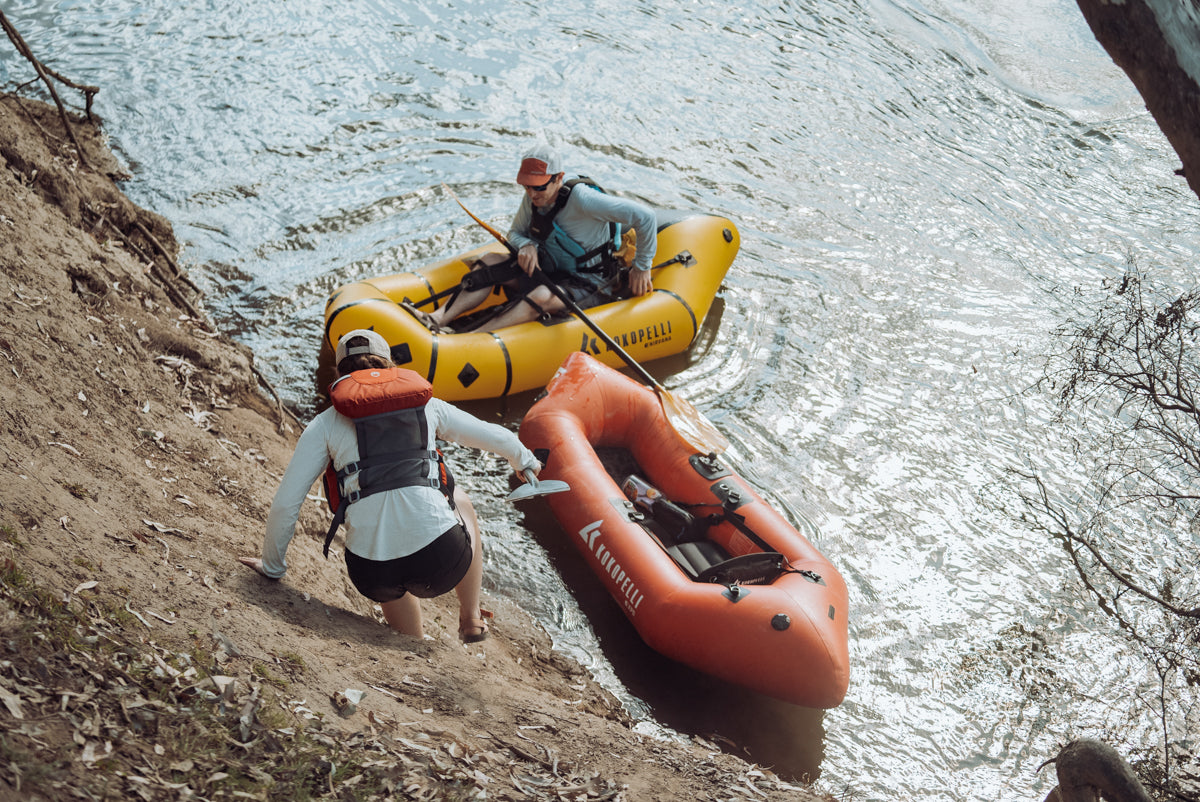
left=458, top=609, right=493, bottom=643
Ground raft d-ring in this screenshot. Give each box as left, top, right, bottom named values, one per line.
left=721, top=581, right=746, bottom=602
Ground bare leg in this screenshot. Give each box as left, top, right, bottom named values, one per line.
left=429, top=253, right=509, bottom=328
left=452, top=488, right=487, bottom=637
left=477, top=285, right=564, bottom=331
left=428, top=286, right=491, bottom=328
left=379, top=594, right=423, bottom=636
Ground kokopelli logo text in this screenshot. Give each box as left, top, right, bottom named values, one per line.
left=578, top=521, right=644, bottom=612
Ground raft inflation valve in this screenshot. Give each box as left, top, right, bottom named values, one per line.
left=721, top=487, right=743, bottom=509
left=771, top=614, right=791, bottom=631
left=690, top=452, right=730, bottom=480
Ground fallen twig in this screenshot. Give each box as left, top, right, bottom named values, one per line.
left=92, top=213, right=212, bottom=327
left=134, top=220, right=201, bottom=294
left=250, top=362, right=303, bottom=434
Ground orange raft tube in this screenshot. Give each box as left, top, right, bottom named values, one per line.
left=519, top=352, right=850, bottom=708
left=323, top=210, right=738, bottom=401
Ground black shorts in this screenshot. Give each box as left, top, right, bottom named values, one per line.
left=344, top=523, right=473, bottom=603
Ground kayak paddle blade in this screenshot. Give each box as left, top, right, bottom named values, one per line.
left=506, top=473, right=571, bottom=502
left=660, top=389, right=730, bottom=455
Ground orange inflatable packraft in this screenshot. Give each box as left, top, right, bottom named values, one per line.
left=519, top=352, right=850, bottom=708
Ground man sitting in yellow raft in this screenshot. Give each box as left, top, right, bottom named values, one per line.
left=422, top=144, right=658, bottom=333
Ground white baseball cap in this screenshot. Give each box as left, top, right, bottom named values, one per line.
left=334, top=329, right=391, bottom=363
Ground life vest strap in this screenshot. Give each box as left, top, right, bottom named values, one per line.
left=530, top=177, right=621, bottom=277
left=323, top=500, right=348, bottom=558
left=324, top=472, right=442, bottom=557
left=337, top=448, right=439, bottom=479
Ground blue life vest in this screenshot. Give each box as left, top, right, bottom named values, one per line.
left=529, top=177, right=621, bottom=277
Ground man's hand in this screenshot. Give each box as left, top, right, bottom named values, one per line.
left=517, top=244, right=540, bottom=275
left=628, top=268, right=653, bottom=296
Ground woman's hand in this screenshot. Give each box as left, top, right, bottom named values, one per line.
left=514, top=460, right=542, bottom=478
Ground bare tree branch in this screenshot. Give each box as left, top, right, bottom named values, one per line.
left=0, top=9, right=99, bottom=166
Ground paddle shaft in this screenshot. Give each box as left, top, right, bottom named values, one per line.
left=531, top=268, right=662, bottom=390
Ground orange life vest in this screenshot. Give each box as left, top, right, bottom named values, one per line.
left=321, top=366, right=452, bottom=557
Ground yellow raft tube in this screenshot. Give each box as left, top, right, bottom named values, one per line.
left=323, top=210, right=739, bottom=401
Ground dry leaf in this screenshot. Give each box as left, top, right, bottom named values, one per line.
left=142, top=519, right=191, bottom=540
left=0, top=686, right=24, bottom=719
left=72, top=580, right=99, bottom=595
left=124, top=602, right=151, bottom=629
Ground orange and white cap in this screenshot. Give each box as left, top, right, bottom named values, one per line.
left=516, top=144, right=563, bottom=186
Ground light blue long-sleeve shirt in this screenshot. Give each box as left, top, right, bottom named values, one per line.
left=507, top=180, right=657, bottom=274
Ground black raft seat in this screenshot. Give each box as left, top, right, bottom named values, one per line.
left=667, top=540, right=787, bottom=586
left=667, top=540, right=731, bottom=580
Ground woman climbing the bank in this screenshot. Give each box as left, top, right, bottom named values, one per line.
left=239, top=329, right=541, bottom=643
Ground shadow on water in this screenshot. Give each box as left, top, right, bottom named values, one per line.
left=513, top=491, right=829, bottom=785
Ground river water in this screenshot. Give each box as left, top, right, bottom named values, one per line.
left=4, top=0, right=1198, bottom=798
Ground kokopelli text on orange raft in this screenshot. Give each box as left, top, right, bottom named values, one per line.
left=578, top=521, right=645, bottom=613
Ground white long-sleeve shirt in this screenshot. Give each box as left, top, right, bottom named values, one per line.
left=260, top=398, right=538, bottom=578
left=507, top=179, right=658, bottom=274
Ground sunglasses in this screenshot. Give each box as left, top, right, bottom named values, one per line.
left=524, top=176, right=555, bottom=192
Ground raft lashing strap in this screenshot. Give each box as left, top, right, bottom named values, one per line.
left=402, top=257, right=523, bottom=320
left=706, top=479, right=825, bottom=587
left=455, top=257, right=559, bottom=330
left=621, top=474, right=788, bottom=588
left=459, top=257, right=523, bottom=292
left=695, top=551, right=787, bottom=586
